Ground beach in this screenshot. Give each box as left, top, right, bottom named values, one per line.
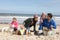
left=0, top=0, right=60, bottom=40
left=0, top=24, right=60, bottom=40
left=0, top=16, right=60, bottom=40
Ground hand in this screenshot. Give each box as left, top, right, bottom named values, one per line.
left=40, top=19, right=43, bottom=23
left=43, top=27, right=49, bottom=31
left=10, top=25, right=15, bottom=28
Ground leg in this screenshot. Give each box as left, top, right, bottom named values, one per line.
left=48, top=31, right=53, bottom=35
left=18, top=31, right=21, bottom=35
left=15, top=30, right=19, bottom=35
left=26, top=27, right=30, bottom=36
left=33, top=24, right=36, bottom=32
left=16, top=30, right=21, bottom=35
left=48, top=29, right=56, bottom=35
left=33, top=24, right=38, bottom=35
left=13, top=27, right=18, bottom=34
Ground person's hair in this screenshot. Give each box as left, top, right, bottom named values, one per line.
left=47, top=13, right=53, bottom=18
left=34, top=14, right=38, bottom=18
left=13, top=17, right=17, bottom=20
left=41, top=13, right=46, bottom=17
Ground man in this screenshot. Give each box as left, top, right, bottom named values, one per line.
left=24, top=14, right=38, bottom=36
left=39, top=13, right=56, bottom=35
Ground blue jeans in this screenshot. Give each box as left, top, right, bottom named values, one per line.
left=26, top=27, right=30, bottom=33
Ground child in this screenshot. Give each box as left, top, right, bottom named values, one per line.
left=39, top=12, right=46, bottom=34
left=40, top=12, right=46, bottom=24
left=10, top=17, right=18, bottom=32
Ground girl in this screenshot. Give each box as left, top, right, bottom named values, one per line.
left=10, top=17, right=18, bottom=32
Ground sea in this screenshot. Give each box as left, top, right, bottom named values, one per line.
left=0, top=13, right=60, bottom=26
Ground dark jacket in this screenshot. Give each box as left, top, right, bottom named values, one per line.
left=24, top=18, right=33, bottom=27
left=24, top=18, right=37, bottom=28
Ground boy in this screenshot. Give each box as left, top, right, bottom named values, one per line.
left=39, top=13, right=56, bottom=35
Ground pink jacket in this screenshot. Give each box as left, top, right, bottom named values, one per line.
left=11, top=21, right=18, bottom=28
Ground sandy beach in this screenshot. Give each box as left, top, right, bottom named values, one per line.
left=0, top=24, right=60, bottom=40
left=0, top=0, right=60, bottom=40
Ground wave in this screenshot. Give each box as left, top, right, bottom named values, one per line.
left=0, top=16, right=60, bottom=25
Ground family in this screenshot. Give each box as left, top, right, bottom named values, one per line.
left=9, top=13, right=56, bottom=36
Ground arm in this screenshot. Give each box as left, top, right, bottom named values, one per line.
left=50, top=20, right=56, bottom=29
left=39, top=23, right=43, bottom=30
left=40, top=18, right=43, bottom=24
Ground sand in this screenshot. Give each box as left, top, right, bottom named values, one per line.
left=0, top=24, right=60, bottom=40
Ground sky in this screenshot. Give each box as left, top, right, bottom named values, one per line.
left=0, top=0, right=60, bottom=15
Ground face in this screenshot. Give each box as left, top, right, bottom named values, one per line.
left=41, top=13, right=46, bottom=19
left=42, top=15, right=46, bottom=19
left=34, top=17, right=38, bottom=21
left=13, top=19, right=17, bottom=22
left=47, top=15, right=51, bottom=20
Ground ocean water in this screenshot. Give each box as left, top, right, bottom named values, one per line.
left=0, top=16, right=33, bottom=24
left=0, top=16, right=60, bottom=25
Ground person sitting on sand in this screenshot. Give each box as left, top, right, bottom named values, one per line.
left=10, top=17, right=19, bottom=33
left=38, top=13, right=56, bottom=35
left=23, top=14, right=38, bottom=36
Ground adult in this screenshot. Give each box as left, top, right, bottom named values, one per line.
left=24, top=14, right=38, bottom=35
